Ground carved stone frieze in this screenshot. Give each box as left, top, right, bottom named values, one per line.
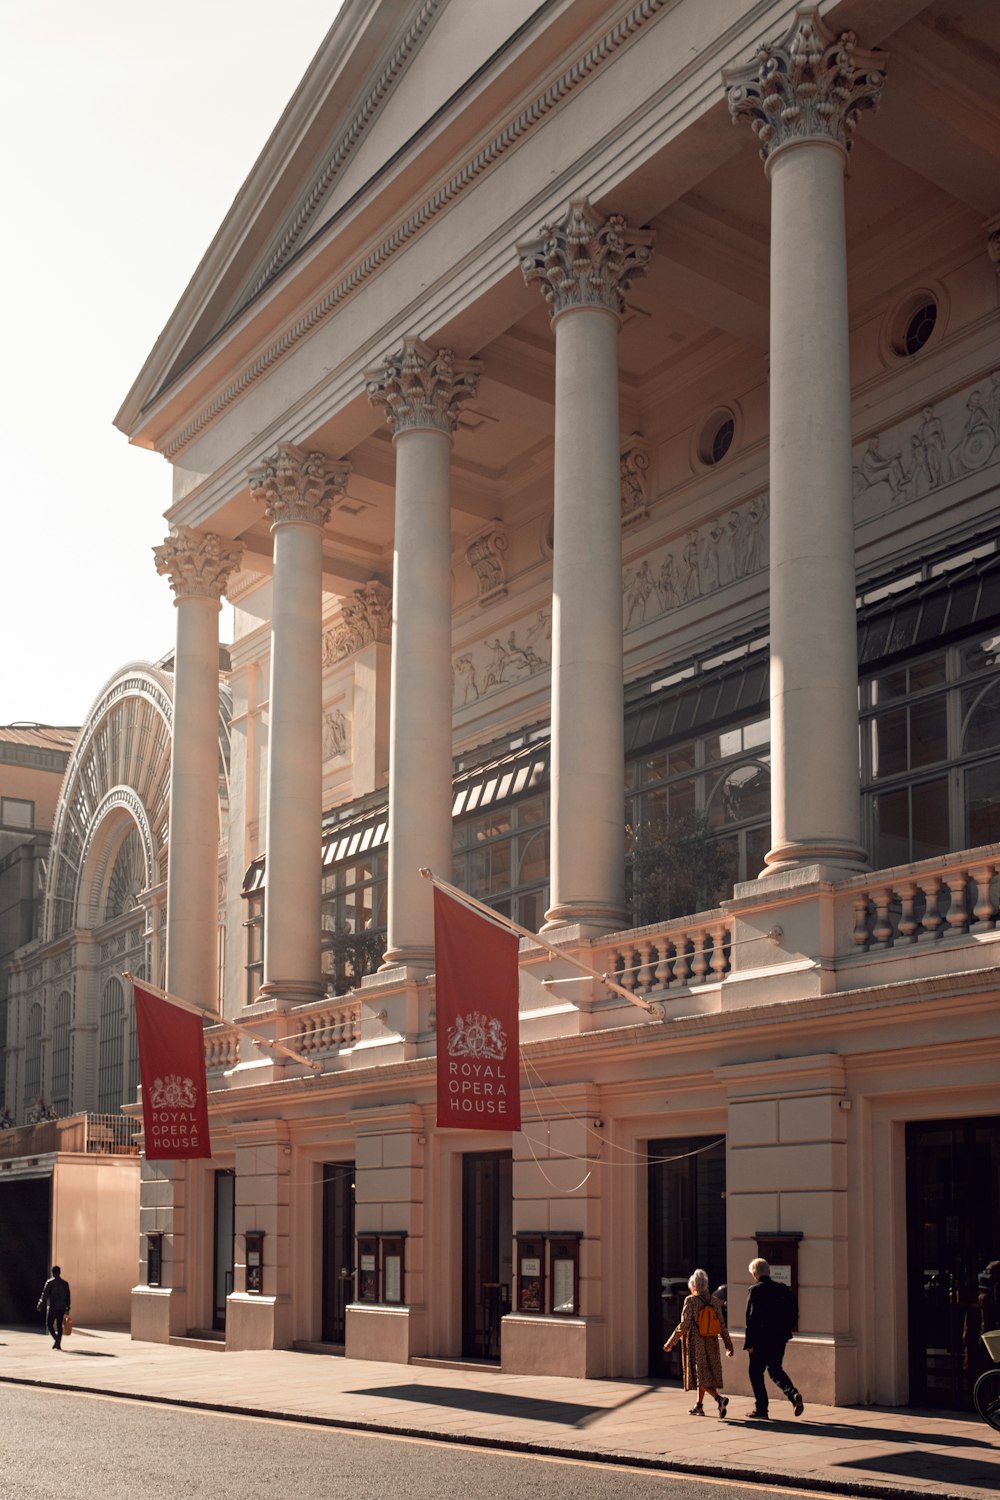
left=153, top=526, right=244, bottom=601
left=518, top=198, right=654, bottom=319
left=323, top=581, right=392, bottom=664
left=465, top=524, right=509, bottom=606
left=623, top=494, right=770, bottom=633
left=365, top=338, right=482, bottom=435
left=323, top=707, right=349, bottom=763
left=453, top=611, right=551, bottom=709
left=725, top=8, right=885, bottom=163
left=620, top=436, right=650, bottom=526
left=247, top=443, right=350, bottom=528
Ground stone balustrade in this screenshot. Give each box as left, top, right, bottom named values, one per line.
left=204, top=1025, right=241, bottom=1072
left=293, top=999, right=362, bottom=1055
left=845, top=845, right=1000, bottom=950
left=598, top=912, right=732, bottom=1000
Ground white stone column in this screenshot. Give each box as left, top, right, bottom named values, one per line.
left=519, top=201, right=653, bottom=933
left=154, top=527, right=242, bottom=1012
left=248, top=445, right=349, bottom=1007
left=728, top=11, right=884, bottom=876
left=366, top=340, right=482, bottom=973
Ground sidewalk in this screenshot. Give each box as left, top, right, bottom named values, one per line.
left=1, top=1325, right=997, bottom=1499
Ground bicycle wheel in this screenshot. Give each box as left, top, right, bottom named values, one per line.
left=973, top=1368, right=1000, bottom=1431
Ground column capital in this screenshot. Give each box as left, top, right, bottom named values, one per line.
left=153, top=526, right=244, bottom=602
left=518, top=198, right=653, bottom=320
left=365, top=338, right=482, bottom=436
left=725, top=8, right=885, bottom=165
left=247, top=442, right=350, bottom=528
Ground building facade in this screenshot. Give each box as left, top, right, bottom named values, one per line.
left=114, top=0, right=1000, bottom=1407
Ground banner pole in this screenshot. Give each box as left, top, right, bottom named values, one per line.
left=122, top=973, right=323, bottom=1075
left=419, top=869, right=659, bottom=1016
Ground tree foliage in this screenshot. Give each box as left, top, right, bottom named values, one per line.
left=625, top=812, right=731, bottom=925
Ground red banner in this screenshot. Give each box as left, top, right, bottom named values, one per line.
left=434, top=886, right=520, bottom=1132
left=133, top=983, right=212, bottom=1160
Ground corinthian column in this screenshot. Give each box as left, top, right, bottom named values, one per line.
left=727, top=10, right=884, bottom=876
left=154, top=526, right=243, bottom=1013
left=366, top=339, right=482, bottom=972
left=248, top=444, right=349, bottom=1006
left=519, top=200, right=653, bottom=933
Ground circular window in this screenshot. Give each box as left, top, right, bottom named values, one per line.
left=697, top=409, right=737, bottom=467
left=888, top=292, right=940, bottom=359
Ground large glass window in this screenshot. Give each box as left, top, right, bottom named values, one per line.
left=321, top=854, right=386, bottom=996
left=452, top=793, right=550, bottom=933
left=51, top=992, right=71, bottom=1115
left=244, top=891, right=264, bottom=1005
left=98, top=977, right=124, bottom=1112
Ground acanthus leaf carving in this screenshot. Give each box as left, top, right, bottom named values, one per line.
left=465, top=523, right=509, bottom=606
left=153, top=526, right=244, bottom=602
left=247, top=443, right=350, bottom=528
left=518, top=198, right=654, bottom=319
left=365, top=338, right=482, bottom=435
left=323, top=581, right=393, bottom=665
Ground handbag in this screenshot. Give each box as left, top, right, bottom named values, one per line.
left=62, top=1312, right=73, bottom=1336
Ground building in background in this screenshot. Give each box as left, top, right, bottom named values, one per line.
left=113, top=0, right=1000, bottom=1407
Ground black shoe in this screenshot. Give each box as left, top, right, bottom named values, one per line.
left=747, top=1407, right=769, bottom=1419
left=790, top=1391, right=804, bottom=1416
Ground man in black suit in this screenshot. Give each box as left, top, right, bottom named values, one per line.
left=744, top=1257, right=803, bottom=1419
left=37, top=1265, right=71, bottom=1349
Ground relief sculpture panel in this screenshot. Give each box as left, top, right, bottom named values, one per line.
left=623, top=492, right=770, bottom=633
left=453, top=610, right=551, bottom=708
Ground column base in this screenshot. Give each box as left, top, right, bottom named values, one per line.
left=131, top=1285, right=186, bottom=1344
left=542, top=901, right=629, bottom=938
left=257, top=978, right=324, bottom=1009
left=225, top=1293, right=292, bottom=1350
left=762, top=838, right=868, bottom=878
left=379, top=945, right=434, bottom=978
left=346, top=1302, right=428, bottom=1362
left=502, top=1313, right=606, bottom=1378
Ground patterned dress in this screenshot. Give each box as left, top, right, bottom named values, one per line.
left=663, top=1292, right=734, bottom=1391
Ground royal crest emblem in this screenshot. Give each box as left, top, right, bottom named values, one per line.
left=150, top=1073, right=198, bottom=1109
left=447, top=1011, right=507, bottom=1060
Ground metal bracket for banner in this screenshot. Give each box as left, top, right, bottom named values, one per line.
left=419, top=869, right=662, bottom=1018
left=122, top=973, right=324, bottom=1075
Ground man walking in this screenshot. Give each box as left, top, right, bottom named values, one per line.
left=744, top=1257, right=803, bottom=1420
left=36, top=1265, right=71, bottom=1349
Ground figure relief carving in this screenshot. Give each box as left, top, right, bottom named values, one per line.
left=852, top=373, right=1000, bottom=512
left=725, top=10, right=886, bottom=162
left=465, top=524, right=509, bottom=605
left=620, top=437, right=650, bottom=525
left=323, top=582, right=392, bottom=664
left=153, top=527, right=244, bottom=601
left=365, top=338, right=482, bottom=435
left=518, top=198, right=654, bottom=319
left=452, top=611, right=551, bottom=708
left=247, top=442, right=350, bottom=528
left=623, top=494, right=770, bottom=633
left=323, top=707, right=349, bottom=763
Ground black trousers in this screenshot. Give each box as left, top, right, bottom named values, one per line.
left=46, top=1309, right=66, bottom=1346
left=748, top=1342, right=796, bottom=1412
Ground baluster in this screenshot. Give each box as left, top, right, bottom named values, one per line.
left=972, top=864, right=997, bottom=931
left=653, top=943, right=670, bottom=994
left=621, top=947, right=638, bottom=994
left=897, top=882, right=918, bottom=944
left=852, top=895, right=872, bottom=947
left=945, top=870, right=969, bottom=937
left=872, top=888, right=895, bottom=947
left=673, top=936, right=691, bottom=988
left=636, top=941, right=655, bottom=995
left=919, top=875, right=943, bottom=940
left=709, top=923, right=730, bottom=980
left=690, top=930, right=710, bottom=985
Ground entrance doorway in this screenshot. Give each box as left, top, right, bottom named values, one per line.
left=906, top=1117, right=1000, bottom=1409
left=212, top=1169, right=235, bottom=1331
left=648, top=1135, right=726, bottom=1380
left=462, top=1151, right=512, bottom=1361
left=321, top=1162, right=355, bottom=1344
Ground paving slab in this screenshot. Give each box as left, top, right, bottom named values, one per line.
left=1, top=1325, right=997, bottom=1499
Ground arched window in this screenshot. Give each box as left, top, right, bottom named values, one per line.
left=51, top=992, right=71, bottom=1115
left=24, top=1002, right=44, bottom=1115
left=98, top=977, right=125, bottom=1113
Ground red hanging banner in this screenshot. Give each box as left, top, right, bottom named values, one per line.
left=434, top=886, right=520, bottom=1132
left=133, top=982, right=212, bottom=1160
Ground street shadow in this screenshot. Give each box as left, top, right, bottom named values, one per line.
left=839, top=1451, right=1000, bottom=1485
left=351, top=1383, right=603, bottom=1426
left=737, top=1413, right=994, bottom=1450
left=63, top=1349, right=116, bottom=1358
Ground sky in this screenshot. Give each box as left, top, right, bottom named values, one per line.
left=1, top=2, right=340, bottom=727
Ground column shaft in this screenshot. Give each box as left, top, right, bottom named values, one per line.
left=384, top=428, right=454, bottom=967
left=546, top=304, right=627, bottom=930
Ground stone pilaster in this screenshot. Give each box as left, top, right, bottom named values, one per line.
left=366, top=340, right=482, bottom=973
left=519, top=201, right=652, bottom=933
left=726, top=10, right=884, bottom=877
left=248, top=444, right=349, bottom=1008
left=154, top=526, right=242, bottom=1012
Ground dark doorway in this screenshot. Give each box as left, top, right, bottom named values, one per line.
left=0, top=1177, right=51, bottom=1323
left=906, top=1116, right=1000, bottom=1409
left=648, top=1134, right=727, bottom=1380
left=321, top=1161, right=355, bottom=1344
left=212, top=1168, right=235, bottom=1331
left=462, top=1151, right=512, bottom=1361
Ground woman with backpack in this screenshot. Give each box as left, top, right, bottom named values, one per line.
left=662, top=1267, right=734, bottom=1416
